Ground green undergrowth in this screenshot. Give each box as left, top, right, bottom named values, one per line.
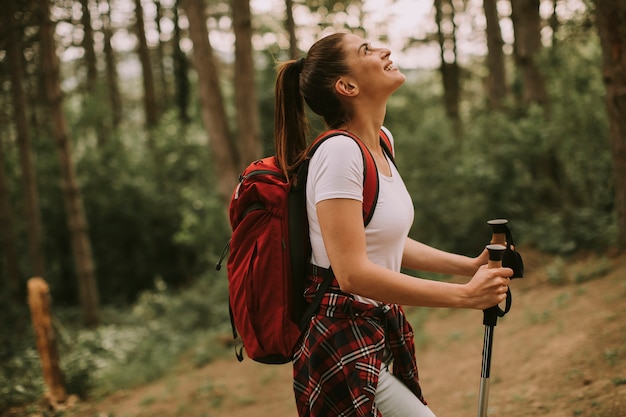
left=0, top=272, right=231, bottom=411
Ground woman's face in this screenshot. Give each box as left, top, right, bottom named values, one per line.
left=340, top=34, right=406, bottom=97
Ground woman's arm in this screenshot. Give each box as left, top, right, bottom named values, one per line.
left=402, top=238, right=489, bottom=277
left=317, top=198, right=511, bottom=310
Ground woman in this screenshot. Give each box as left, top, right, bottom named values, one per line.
left=274, top=32, right=513, bottom=417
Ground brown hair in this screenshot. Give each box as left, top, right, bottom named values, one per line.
left=274, top=33, right=351, bottom=179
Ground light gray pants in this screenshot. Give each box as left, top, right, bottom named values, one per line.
left=375, top=366, right=436, bottom=417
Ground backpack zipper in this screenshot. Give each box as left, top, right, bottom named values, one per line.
left=235, top=169, right=286, bottom=199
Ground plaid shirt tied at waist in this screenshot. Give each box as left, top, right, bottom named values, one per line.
left=293, top=270, right=426, bottom=417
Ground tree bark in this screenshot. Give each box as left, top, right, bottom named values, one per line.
left=180, top=0, right=238, bottom=202
left=285, top=0, right=298, bottom=58
left=232, top=0, right=261, bottom=166
left=102, top=0, right=122, bottom=128
left=173, top=0, right=190, bottom=124
left=0, top=128, right=21, bottom=297
left=4, top=0, right=47, bottom=280
left=434, top=0, right=460, bottom=120
left=483, top=0, right=507, bottom=107
left=80, top=0, right=98, bottom=91
left=510, top=0, right=547, bottom=105
left=28, top=278, right=67, bottom=404
left=38, top=0, right=100, bottom=326
left=154, top=0, right=170, bottom=102
left=134, top=0, right=159, bottom=128
left=594, top=0, right=626, bottom=251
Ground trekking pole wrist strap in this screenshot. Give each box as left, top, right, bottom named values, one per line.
left=482, top=287, right=512, bottom=326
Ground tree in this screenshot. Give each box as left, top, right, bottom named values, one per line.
left=38, top=0, right=100, bottom=326
left=134, top=0, right=159, bottom=128
left=154, top=0, right=170, bottom=102
left=0, top=128, right=21, bottom=297
left=434, top=0, right=460, bottom=120
left=80, top=0, right=98, bottom=91
left=4, top=0, right=47, bottom=280
left=180, top=0, right=238, bottom=202
left=232, top=0, right=262, bottom=165
left=594, top=0, right=626, bottom=251
left=510, top=0, right=547, bottom=105
left=483, top=0, right=507, bottom=107
left=102, top=0, right=122, bottom=128
left=285, top=0, right=298, bottom=58
left=172, top=0, right=190, bottom=124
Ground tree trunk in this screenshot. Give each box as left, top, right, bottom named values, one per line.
left=285, top=0, right=298, bottom=58
left=180, top=0, right=238, bottom=202
left=232, top=0, right=261, bottom=166
left=102, top=0, right=122, bottom=128
left=510, top=0, right=547, bottom=105
left=434, top=0, right=460, bottom=120
left=4, top=0, right=47, bottom=280
left=549, top=0, right=559, bottom=46
left=28, top=278, right=67, bottom=405
left=594, top=0, right=626, bottom=251
left=173, top=0, right=190, bottom=124
left=154, top=0, right=170, bottom=102
left=80, top=0, right=98, bottom=91
left=38, top=0, right=100, bottom=326
left=134, top=0, right=159, bottom=128
left=0, top=129, right=21, bottom=297
left=483, top=0, right=507, bottom=107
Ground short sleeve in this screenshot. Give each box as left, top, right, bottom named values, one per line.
left=307, top=135, right=364, bottom=205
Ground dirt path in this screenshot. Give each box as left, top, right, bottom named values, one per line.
left=39, top=252, right=626, bottom=416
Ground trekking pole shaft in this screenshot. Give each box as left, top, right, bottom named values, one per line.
left=477, top=244, right=505, bottom=417
left=477, top=326, right=494, bottom=417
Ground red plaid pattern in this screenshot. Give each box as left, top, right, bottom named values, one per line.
left=293, top=274, right=426, bottom=416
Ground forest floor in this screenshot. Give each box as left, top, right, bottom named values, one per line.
left=6, top=249, right=626, bottom=417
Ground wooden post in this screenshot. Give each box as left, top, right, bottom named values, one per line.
left=27, top=277, right=67, bottom=405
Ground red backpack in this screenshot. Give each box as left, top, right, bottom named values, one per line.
left=218, top=129, right=394, bottom=364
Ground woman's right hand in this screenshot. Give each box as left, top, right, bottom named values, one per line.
left=463, top=264, right=513, bottom=310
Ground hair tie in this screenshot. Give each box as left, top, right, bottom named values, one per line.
left=295, top=57, right=305, bottom=73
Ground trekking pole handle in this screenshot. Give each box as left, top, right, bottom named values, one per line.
left=486, top=244, right=505, bottom=268
left=483, top=244, right=508, bottom=326
left=487, top=219, right=508, bottom=246
left=487, top=244, right=506, bottom=269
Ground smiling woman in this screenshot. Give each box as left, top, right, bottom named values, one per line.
left=269, top=31, right=513, bottom=417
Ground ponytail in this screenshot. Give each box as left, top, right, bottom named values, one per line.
left=274, top=33, right=350, bottom=180
left=274, top=59, right=309, bottom=179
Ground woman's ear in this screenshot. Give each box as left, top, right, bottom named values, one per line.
left=335, top=77, right=359, bottom=97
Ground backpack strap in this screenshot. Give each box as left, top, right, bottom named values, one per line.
left=306, top=128, right=394, bottom=227
left=378, top=128, right=396, bottom=166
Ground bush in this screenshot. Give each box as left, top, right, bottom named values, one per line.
left=0, top=270, right=231, bottom=408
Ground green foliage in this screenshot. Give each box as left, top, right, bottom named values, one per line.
left=385, top=27, right=613, bottom=256
left=28, top=101, right=231, bottom=305
left=0, top=300, right=47, bottom=410
left=0, top=270, right=230, bottom=408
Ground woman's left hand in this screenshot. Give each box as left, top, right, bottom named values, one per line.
left=472, top=247, right=490, bottom=273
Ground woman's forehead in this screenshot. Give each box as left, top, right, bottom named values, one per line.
left=343, top=33, right=367, bottom=45
left=342, top=34, right=369, bottom=54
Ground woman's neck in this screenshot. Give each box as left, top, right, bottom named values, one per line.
left=339, top=112, right=386, bottom=150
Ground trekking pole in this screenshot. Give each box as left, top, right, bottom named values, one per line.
left=477, top=243, right=506, bottom=417
left=477, top=219, right=525, bottom=417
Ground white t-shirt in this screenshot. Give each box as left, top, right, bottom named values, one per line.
left=306, top=128, right=415, bottom=305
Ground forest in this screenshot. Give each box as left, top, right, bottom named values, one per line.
left=0, top=0, right=625, bottom=413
